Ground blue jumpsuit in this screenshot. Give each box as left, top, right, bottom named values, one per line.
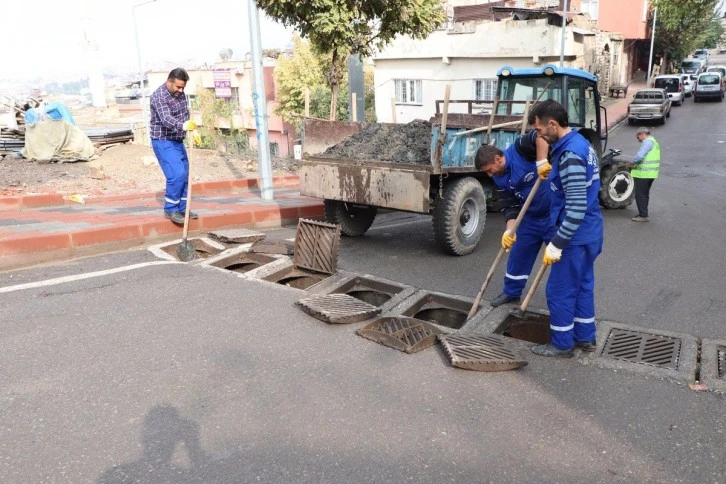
left=547, top=131, right=604, bottom=350
left=492, top=145, right=553, bottom=299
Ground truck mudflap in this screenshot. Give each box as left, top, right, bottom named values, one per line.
left=300, top=158, right=431, bottom=213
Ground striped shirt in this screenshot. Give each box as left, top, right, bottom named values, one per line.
left=149, top=84, right=189, bottom=141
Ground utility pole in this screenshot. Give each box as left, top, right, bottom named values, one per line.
left=132, top=0, right=156, bottom=146
left=647, top=7, right=658, bottom=87
left=559, top=0, right=569, bottom=67
left=248, top=0, right=274, bottom=201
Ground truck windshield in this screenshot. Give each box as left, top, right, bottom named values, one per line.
left=496, top=75, right=598, bottom=130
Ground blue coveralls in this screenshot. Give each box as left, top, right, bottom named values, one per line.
left=492, top=145, right=553, bottom=298
left=152, top=140, right=189, bottom=213
left=547, top=131, right=604, bottom=350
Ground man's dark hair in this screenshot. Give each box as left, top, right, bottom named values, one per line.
left=167, top=68, right=190, bottom=82
left=475, top=144, right=503, bottom=171
left=527, top=99, right=569, bottom=128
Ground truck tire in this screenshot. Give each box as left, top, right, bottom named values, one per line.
left=432, top=177, right=486, bottom=256
left=599, top=163, right=634, bottom=209
left=323, top=199, right=377, bottom=236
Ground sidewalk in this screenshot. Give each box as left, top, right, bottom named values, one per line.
left=603, top=79, right=647, bottom=130
left=0, top=176, right=323, bottom=271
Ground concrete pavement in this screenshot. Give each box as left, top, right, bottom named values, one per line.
left=0, top=83, right=644, bottom=271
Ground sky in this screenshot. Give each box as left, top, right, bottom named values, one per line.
left=0, top=0, right=296, bottom=83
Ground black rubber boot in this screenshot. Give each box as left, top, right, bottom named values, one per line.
left=531, top=344, right=574, bottom=358
left=576, top=340, right=597, bottom=352
left=490, top=292, right=520, bottom=307
left=164, top=211, right=185, bottom=225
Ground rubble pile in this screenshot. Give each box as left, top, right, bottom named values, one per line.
left=321, top=119, right=432, bottom=164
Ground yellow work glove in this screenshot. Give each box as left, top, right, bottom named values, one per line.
left=501, top=230, right=516, bottom=250
left=543, top=242, right=562, bottom=266
left=192, top=131, right=202, bottom=147
left=182, top=120, right=197, bottom=131
left=536, top=159, right=551, bottom=180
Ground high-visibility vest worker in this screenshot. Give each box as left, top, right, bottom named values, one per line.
left=630, top=127, right=660, bottom=222
left=631, top=135, right=660, bottom=179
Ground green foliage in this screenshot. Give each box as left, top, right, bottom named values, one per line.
left=193, top=89, right=250, bottom=152
left=653, top=0, right=724, bottom=66
left=257, top=0, right=445, bottom=115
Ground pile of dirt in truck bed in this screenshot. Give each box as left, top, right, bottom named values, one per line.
left=320, top=119, right=432, bottom=163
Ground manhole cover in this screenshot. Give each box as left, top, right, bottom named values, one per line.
left=601, top=328, right=681, bottom=370
left=294, top=219, right=340, bottom=275
left=296, top=294, right=381, bottom=324
left=439, top=333, right=528, bottom=372
left=208, top=228, right=265, bottom=244
left=357, top=316, right=445, bottom=353
left=718, top=346, right=726, bottom=379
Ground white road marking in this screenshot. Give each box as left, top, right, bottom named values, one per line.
left=0, top=261, right=182, bottom=294
left=705, top=171, right=726, bottom=177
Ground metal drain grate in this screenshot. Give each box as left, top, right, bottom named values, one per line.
left=439, top=333, right=528, bottom=372
left=718, top=346, right=726, bottom=379
left=296, top=293, right=381, bottom=324
left=357, top=316, right=445, bottom=353
left=294, top=219, right=340, bottom=275
left=601, top=328, right=681, bottom=370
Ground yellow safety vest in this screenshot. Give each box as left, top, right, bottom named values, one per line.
left=632, top=136, right=660, bottom=179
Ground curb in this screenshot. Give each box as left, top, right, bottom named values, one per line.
left=0, top=175, right=301, bottom=211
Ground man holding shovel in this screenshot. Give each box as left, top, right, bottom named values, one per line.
left=528, top=100, right=603, bottom=358
left=475, top=131, right=553, bottom=307
left=149, top=68, right=198, bottom=225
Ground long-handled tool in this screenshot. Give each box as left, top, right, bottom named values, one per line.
left=466, top=176, right=542, bottom=319
left=511, top=262, right=548, bottom=320
left=176, top=134, right=196, bottom=262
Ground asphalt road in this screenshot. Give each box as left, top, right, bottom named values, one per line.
left=2, top=66, right=726, bottom=482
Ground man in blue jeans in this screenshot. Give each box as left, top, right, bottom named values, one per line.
left=150, top=68, right=197, bottom=225
left=527, top=100, right=604, bottom=358
left=475, top=131, right=553, bottom=307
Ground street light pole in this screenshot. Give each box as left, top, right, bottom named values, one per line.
left=248, top=0, right=274, bottom=201
left=647, top=7, right=658, bottom=87
left=132, top=0, right=157, bottom=146
left=559, top=0, right=569, bottom=67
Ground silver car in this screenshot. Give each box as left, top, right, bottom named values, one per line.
left=680, top=74, right=694, bottom=97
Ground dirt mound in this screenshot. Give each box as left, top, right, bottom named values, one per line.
left=321, top=119, right=432, bottom=164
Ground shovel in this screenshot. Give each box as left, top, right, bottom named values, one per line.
left=176, top=134, right=196, bottom=262
left=511, top=262, right=548, bottom=320
left=467, top=176, right=543, bottom=319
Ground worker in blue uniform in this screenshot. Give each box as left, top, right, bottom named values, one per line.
left=475, top=131, right=553, bottom=307
left=527, top=100, right=604, bottom=358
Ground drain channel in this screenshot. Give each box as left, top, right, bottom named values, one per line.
left=718, top=346, right=726, bottom=380
left=494, top=314, right=550, bottom=344
left=601, top=328, right=681, bottom=370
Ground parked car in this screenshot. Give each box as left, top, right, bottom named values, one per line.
left=680, top=74, right=695, bottom=97
left=694, top=49, right=710, bottom=66
left=694, top=72, right=725, bottom=102
left=680, top=59, right=704, bottom=75
left=653, top=75, right=684, bottom=105
left=706, top=65, right=726, bottom=79
left=627, top=89, right=672, bottom=125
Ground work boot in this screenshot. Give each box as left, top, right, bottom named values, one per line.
left=575, top=340, right=597, bottom=352
left=631, top=216, right=649, bottom=222
left=490, top=292, right=520, bottom=307
left=531, top=343, right=574, bottom=358
left=188, top=211, right=198, bottom=220
left=164, top=211, right=185, bottom=225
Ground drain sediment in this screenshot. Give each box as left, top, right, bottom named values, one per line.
left=494, top=314, right=550, bottom=344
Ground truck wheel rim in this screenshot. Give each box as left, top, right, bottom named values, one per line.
left=608, top=172, right=634, bottom=202
left=459, top=198, right=479, bottom=236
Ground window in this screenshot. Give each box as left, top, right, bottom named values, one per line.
left=394, top=79, right=422, bottom=104
left=581, top=0, right=598, bottom=20
left=474, top=78, right=497, bottom=100
left=566, top=77, right=598, bottom=130
left=497, top=76, right=563, bottom=115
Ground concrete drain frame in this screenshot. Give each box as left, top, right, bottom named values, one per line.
left=699, top=339, right=726, bottom=393
left=148, top=237, right=227, bottom=262
left=200, top=244, right=286, bottom=276
left=386, top=289, right=491, bottom=334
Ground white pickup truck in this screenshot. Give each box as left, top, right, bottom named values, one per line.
left=627, top=88, right=672, bottom=125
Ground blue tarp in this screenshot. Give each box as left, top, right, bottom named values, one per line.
left=24, top=102, right=76, bottom=126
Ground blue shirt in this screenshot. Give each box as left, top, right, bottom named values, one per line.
left=492, top=144, right=551, bottom=221
left=632, top=137, right=655, bottom=165
left=548, top=130, right=603, bottom=248
left=149, top=84, right=189, bottom=141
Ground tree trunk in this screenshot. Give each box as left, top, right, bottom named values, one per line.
left=328, top=49, right=340, bottom=120
left=329, top=84, right=338, bottom=120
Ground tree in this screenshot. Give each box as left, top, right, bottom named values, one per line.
left=653, top=0, right=723, bottom=70
left=256, top=0, right=445, bottom=119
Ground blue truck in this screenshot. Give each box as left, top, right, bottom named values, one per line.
left=300, top=64, right=634, bottom=256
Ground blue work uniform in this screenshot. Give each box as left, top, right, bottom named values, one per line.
left=547, top=130, right=604, bottom=350
left=492, top=144, right=553, bottom=298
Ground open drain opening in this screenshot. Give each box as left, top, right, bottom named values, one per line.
left=264, top=267, right=330, bottom=290
left=347, top=290, right=392, bottom=307
left=494, top=314, right=550, bottom=344
left=218, top=253, right=277, bottom=273
left=414, top=307, right=467, bottom=329
left=161, top=240, right=223, bottom=261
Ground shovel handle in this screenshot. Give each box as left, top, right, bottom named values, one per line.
left=520, top=263, right=548, bottom=313
left=181, top=134, right=193, bottom=240
left=468, top=247, right=506, bottom=319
